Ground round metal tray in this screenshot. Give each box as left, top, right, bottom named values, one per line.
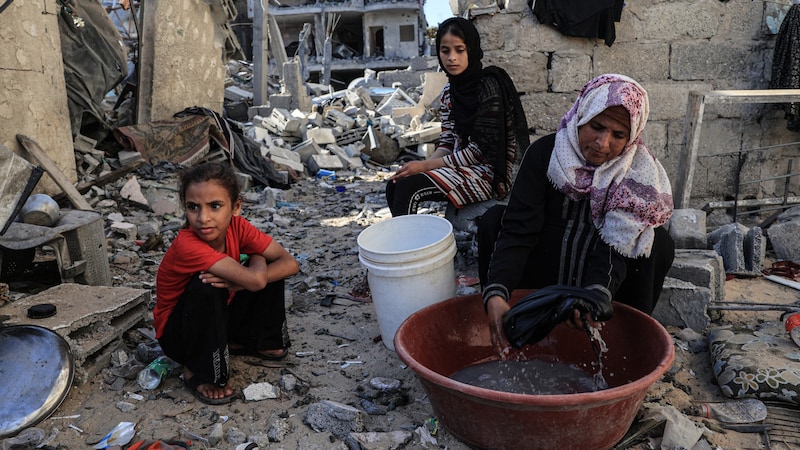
left=0, top=325, right=74, bottom=438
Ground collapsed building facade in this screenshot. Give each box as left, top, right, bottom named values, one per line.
left=234, top=0, right=430, bottom=88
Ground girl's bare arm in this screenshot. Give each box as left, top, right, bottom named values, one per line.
left=203, top=241, right=299, bottom=292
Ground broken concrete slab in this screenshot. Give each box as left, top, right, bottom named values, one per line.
left=396, top=124, right=442, bottom=149
left=653, top=277, right=712, bottom=332
left=304, top=400, right=365, bottom=438
left=0, top=283, right=150, bottom=384
left=307, top=154, right=345, bottom=174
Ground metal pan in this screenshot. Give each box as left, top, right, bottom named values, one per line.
left=0, top=324, right=74, bottom=438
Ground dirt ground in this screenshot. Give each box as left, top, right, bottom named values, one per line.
left=3, top=168, right=800, bottom=450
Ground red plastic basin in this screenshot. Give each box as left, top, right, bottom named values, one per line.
left=394, top=291, right=675, bottom=450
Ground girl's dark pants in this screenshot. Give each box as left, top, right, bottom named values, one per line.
left=159, top=276, right=288, bottom=386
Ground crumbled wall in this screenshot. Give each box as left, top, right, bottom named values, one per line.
left=471, top=0, right=800, bottom=207
left=139, top=0, right=227, bottom=122
left=0, top=2, right=78, bottom=196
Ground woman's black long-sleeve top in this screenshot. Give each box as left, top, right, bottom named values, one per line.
left=482, top=133, right=628, bottom=305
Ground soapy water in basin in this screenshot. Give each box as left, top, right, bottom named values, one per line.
left=451, top=359, right=605, bottom=395
left=451, top=326, right=611, bottom=395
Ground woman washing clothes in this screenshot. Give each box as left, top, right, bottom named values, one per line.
left=385, top=17, right=529, bottom=216
left=478, top=74, right=675, bottom=355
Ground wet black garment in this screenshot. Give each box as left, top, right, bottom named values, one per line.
left=531, top=0, right=624, bottom=47
left=770, top=4, right=800, bottom=131
left=503, top=285, right=612, bottom=348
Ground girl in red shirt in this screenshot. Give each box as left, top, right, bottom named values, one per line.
left=155, top=162, right=299, bottom=404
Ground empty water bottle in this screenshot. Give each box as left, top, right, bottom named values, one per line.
left=137, top=356, right=180, bottom=390
left=692, top=398, right=768, bottom=424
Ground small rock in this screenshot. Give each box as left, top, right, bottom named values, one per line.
left=369, top=377, right=401, bottom=393
left=243, top=382, right=281, bottom=401
left=225, top=427, right=248, bottom=445
left=115, top=401, right=136, bottom=413
left=267, top=418, right=292, bottom=442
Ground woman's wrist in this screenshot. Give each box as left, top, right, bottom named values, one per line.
left=482, top=283, right=509, bottom=310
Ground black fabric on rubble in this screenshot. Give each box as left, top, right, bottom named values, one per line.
left=770, top=4, right=800, bottom=132
left=175, top=107, right=290, bottom=190
left=503, top=285, right=613, bottom=348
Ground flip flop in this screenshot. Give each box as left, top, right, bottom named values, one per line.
left=182, top=376, right=236, bottom=405
left=230, top=347, right=288, bottom=361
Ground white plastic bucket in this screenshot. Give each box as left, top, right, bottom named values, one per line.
left=357, top=215, right=457, bottom=350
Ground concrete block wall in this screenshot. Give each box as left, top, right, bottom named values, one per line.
left=0, top=2, right=79, bottom=197
left=468, top=0, right=800, bottom=208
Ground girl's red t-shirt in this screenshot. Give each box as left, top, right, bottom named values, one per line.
left=153, top=215, right=272, bottom=338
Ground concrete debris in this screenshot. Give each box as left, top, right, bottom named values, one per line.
left=304, top=400, right=365, bottom=438
left=243, top=381, right=281, bottom=401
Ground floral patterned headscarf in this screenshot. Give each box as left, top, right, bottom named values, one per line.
left=547, top=74, right=673, bottom=258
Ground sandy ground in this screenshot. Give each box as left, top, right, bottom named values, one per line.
left=3, top=168, right=800, bottom=450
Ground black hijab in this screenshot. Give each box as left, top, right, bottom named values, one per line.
left=435, top=17, right=530, bottom=193
left=436, top=17, right=484, bottom=138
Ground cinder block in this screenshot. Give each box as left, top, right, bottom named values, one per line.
left=667, top=249, right=725, bottom=303
left=247, top=105, right=272, bottom=121
left=324, top=108, right=356, bottom=129
left=306, top=127, right=337, bottom=146
left=327, top=144, right=363, bottom=169
left=668, top=209, right=707, bottom=249
left=767, top=220, right=800, bottom=263
left=225, top=85, right=253, bottom=101
left=744, top=226, right=766, bottom=273
left=307, top=154, right=344, bottom=173
left=653, top=277, right=712, bottom=332
left=707, top=223, right=747, bottom=274
left=291, top=139, right=322, bottom=163
left=267, top=145, right=301, bottom=163
left=396, top=125, right=442, bottom=148
left=1, top=283, right=149, bottom=384
left=270, top=155, right=305, bottom=173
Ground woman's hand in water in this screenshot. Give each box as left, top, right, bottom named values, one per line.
left=486, top=295, right=512, bottom=359
left=566, top=308, right=601, bottom=330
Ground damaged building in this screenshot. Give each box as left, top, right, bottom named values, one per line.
left=233, top=0, right=431, bottom=87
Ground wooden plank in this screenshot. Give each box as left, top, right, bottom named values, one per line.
left=702, top=89, right=800, bottom=104
left=701, top=196, right=800, bottom=212
left=16, top=134, right=93, bottom=211
left=674, top=91, right=705, bottom=209
left=52, top=159, right=144, bottom=202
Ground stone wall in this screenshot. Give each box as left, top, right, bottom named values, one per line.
left=137, top=0, right=227, bottom=122
left=0, top=2, right=78, bottom=196
left=467, top=0, right=800, bottom=208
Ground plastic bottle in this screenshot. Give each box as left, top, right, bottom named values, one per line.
left=694, top=398, right=768, bottom=423
left=136, top=356, right=180, bottom=390
left=785, top=313, right=800, bottom=347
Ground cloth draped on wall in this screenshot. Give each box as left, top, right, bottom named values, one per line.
left=770, top=4, right=800, bottom=132
left=531, top=0, right=624, bottom=47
